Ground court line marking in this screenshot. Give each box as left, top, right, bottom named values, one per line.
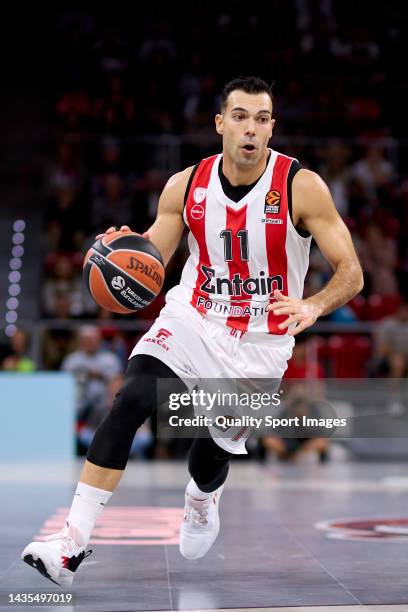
left=163, top=543, right=174, bottom=611
left=276, top=517, right=363, bottom=607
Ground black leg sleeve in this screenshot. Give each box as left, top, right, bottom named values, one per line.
left=188, top=435, right=232, bottom=493
left=87, top=355, right=181, bottom=470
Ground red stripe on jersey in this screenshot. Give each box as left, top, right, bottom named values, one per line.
left=187, top=156, right=218, bottom=314
left=266, top=155, right=292, bottom=334
left=225, top=204, right=252, bottom=332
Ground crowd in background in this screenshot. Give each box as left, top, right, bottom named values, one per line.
left=1, top=1, right=407, bottom=461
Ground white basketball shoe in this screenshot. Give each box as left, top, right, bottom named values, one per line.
left=179, top=479, right=224, bottom=559
left=22, top=522, right=91, bottom=587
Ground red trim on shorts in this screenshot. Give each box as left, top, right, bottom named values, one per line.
left=225, top=204, right=252, bottom=332
left=188, top=156, right=218, bottom=314
left=266, top=155, right=291, bottom=334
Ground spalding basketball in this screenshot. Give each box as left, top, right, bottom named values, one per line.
left=83, top=231, right=165, bottom=314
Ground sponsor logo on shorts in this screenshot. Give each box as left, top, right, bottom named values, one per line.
left=111, top=276, right=126, bottom=290
left=143, top=327, right=172, bottom=351
left=193, top=187, right=207, bottom=203
left=157, top=328, right=172, bottom=340
left=264, top=189, right=281, bottom=214
left=316, top=517, right=408, bottom=542
left=191, top=203, right=205, bottom=220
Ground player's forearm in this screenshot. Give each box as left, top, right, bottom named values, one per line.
left=305, top=258, right=364, bottom=318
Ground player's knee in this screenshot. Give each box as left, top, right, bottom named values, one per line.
left=109, top=354, right=173, bottom=428
left=87, top=355, right=174, bottom=470
left=109, top=370, right=154, bottom=430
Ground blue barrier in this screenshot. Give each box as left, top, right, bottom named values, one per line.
left=0, top=373, right=75, bottom=460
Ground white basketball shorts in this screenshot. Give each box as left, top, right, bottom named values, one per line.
left=130, top=297, right=294, bottom=454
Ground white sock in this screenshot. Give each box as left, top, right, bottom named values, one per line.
left=187, top=478, right=210, bottom=500
left=67, top=482, right=112, bottom=545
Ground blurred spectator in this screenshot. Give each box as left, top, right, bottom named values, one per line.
left=45, top=186, right=89, bottom=251
left=94, top=27, right=131, bottom=76
left=183, top=74, right=219, bottom=127
left=93, top=74, right=135, bottom=134
left=61, top=325, right=123, bottom=438
left=139, top=18, right=177, bottom=64
left=56, top=87, right=92, bottom=132
left=351, top=144, right=395, bottom=204
left=133, top=169, right=168, bottom=228
left=46, top=141, right=84, bottom=195
left=374, top=301, right=408, bottom=415
left=76, top=372, right=153, bottom=456
left=94, top=136, right=123, bottom=176
left=359, top=223, right=398, bottom=296
left=1, top=329, right=36, bottom=372
left=304, top=245, right=332, bottom=298
left=318, top=142, right=351, bottom=216
left=99, top=326, right=129, bottom=369
left=42, top=329, right=75, bottom=371
left=284, top=337, right=325, bottom=379
left=43, top=254, right=95, bottom=317
left=91, top=172, right=132, bottom=231
left=263, top=382, right=330, bottom=463
left=263, top=337, right=328, bottom=462
left=375, top=301, right=408, bottom=377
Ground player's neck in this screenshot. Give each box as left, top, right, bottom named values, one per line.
left=222, top=150, right=270, bottom=186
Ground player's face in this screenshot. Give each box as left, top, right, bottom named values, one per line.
left=215, top=91, right=274, bottom=168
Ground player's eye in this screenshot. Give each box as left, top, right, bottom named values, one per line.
left=233, top=114, right=244, bottom=121
left=258, top=116, right=269, bottom=123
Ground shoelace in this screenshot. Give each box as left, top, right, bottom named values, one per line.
left=185, top=496, right=211, bottom=526
left=45, top=528, right=82, bottom=556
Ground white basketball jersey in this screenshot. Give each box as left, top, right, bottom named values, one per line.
left=166, top=149, right=312, bottom=335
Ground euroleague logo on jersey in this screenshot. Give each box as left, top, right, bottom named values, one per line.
left=264, top=189, right=281, bottom=214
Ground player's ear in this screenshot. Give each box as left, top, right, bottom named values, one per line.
left=215, top=113, right=223, bottom=135
left=270, top=118, right=276, bottom=137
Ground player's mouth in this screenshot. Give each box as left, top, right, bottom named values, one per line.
left=241, top=144, right=257, bottom=154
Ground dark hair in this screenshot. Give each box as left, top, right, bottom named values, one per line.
left=220, top=76, right=274, bottom=112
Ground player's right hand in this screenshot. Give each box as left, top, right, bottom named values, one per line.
left=96, top=225, right=150, bottom=240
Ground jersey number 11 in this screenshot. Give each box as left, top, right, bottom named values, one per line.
left=220, top=229, right=249, bottom=262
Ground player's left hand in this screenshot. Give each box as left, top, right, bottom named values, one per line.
left=266, top=289, right=323, bottom=336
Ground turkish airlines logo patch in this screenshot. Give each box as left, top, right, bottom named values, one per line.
left=264, top=189, right=281, bottom=214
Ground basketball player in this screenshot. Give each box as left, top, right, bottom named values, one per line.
left=22, top=77, right=363, bottom=586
